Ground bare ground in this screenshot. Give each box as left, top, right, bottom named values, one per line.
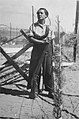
left=0, top=46, right=79, bottom=119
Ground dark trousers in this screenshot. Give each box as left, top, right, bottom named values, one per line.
left=28, top=43, right=53, bottom=92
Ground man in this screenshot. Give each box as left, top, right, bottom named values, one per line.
left=27, top=8, right=54, bottom=98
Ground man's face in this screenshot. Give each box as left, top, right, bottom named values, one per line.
left=37, top=9, right=47, bottom=20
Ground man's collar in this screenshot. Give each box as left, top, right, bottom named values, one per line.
left=36, top=21, right=46, bottom=28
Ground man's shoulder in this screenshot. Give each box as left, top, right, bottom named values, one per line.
left=33, top=22, right=38, bottom=26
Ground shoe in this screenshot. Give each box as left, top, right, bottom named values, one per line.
left=48, top=92, right=54, bottom=99
left=29, top=93, right=35, bottom=99
left=29, top=92, right=37, bottom=99
left=27, top=84, right=31, bottom=89
left=38, top=89, right=42, bottom=95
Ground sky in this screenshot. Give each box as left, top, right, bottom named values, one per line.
left=0, top=0, right=77, bottom=33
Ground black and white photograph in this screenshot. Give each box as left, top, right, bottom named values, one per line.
left=0, top=0, right=79, bottom=119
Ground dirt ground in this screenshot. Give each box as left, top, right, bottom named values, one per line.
left=0, top=45, right=79, bottom=119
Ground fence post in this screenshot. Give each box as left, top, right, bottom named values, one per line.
left=73, top=0, right=79, bottom=62
left=53, top=16, right=62, bottom=119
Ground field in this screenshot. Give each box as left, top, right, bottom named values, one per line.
left=0, top=44, right=79, bottom=119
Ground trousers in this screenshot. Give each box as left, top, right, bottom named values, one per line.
left=28, top=43, right=53, bottom=92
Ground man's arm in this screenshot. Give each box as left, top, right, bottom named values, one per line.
left=29, top=36, right=48, bottom=44
left=20, top=29, right=48, bottom=44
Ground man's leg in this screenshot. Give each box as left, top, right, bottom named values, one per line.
left=43, top=45, right=54, bottom=94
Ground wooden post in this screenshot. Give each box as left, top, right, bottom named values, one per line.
left=10, top=23, right=11, bottom=41
left=32, top=6, right=34, bottom=31
left=73, top=1, right=79, bottom=62
left=53, top=16, right=62, bottom=119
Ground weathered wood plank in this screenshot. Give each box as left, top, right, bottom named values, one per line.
left=3, top=43, right=33, bottom=65
left=0, top=43, right=33, bottom=71
left=0, top=46, right=28, bottom=81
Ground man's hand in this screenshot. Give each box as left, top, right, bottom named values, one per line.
left=43, top=38, right=49, bottom=44
left=20, top=29, right=49, bottom=44
left=26, top=32, right=34, bottom=37
left=29, top=37, right=46, bottom=44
